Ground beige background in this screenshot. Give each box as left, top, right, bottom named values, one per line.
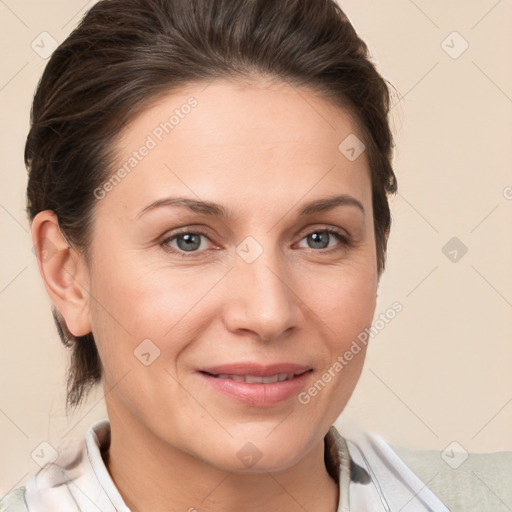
left=1, top=0, right=511, bottom=495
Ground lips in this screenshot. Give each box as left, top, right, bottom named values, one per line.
left=197, top=363, right=313, bottom=406
left=212, top=373, right=298, bottom=383
left=198, top=362, right=311, bottom=380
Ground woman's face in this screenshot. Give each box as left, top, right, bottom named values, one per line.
left=83, top=78, right=377, bottom=471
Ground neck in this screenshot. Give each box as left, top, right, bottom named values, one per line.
left=104, top=409, right=339, bottom=512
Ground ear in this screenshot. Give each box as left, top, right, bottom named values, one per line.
left=31, top=210, right=92, bottom=337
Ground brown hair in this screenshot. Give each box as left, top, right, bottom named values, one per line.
left=25, top=0, right=398, bottom=411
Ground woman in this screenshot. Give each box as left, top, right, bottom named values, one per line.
left=1, top=0, right=450, bottom=510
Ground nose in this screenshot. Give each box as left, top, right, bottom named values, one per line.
left=222, top=248, right=303, bottom=342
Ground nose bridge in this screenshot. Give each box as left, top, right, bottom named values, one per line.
left=226, top=238, right=301, bottom=340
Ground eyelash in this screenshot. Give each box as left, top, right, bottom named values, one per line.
left=160, top=226, right=353, bottom=258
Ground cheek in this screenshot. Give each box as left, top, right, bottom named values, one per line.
left=296, top=273, right=374, bottom=423
left=304, top=261, right=377, bottom=341
left=86, top=256, right=224, bottom=372
left=299, top=261, right=376, bottom=398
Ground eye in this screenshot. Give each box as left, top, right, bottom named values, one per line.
left=296, top=228, right=352, bottom=251
left=160, top=226, right=352, bottom=258
left=161, top=229, right=215, bottom=256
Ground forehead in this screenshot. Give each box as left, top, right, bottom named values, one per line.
left=99, top=78, right=372, bottom=218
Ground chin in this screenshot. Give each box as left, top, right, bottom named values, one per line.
left=199, top=431, right=313, bottom=474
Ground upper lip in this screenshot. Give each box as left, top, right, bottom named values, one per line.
left=198, top=363, right=312, bottom=377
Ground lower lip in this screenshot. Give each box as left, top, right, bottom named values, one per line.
left=198, top=371, right=312, bottom=406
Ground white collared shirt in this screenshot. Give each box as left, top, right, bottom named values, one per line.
left=0, top=419, right=450, bottom=511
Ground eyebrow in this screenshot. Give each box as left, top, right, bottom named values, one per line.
left=136, top=194, right=365, bottom=220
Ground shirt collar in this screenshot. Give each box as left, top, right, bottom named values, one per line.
left=86, top=419, right=362, bottom=512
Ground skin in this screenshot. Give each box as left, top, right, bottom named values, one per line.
left=32, top=77, right=379, bottom=512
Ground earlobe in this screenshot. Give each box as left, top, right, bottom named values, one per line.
left=31, top=210, right=92, bottom=337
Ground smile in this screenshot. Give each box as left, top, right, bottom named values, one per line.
left=197, top=364, right=313, bottom=406
left=206, top=372, right=304, bottom=383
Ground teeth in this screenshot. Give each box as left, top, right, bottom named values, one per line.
left=214, top=373, right=296, bottom=383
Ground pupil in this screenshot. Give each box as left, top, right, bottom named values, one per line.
left=178, top=233, right=200, bottom=251
left=309, top=231, right=328, bottom=249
